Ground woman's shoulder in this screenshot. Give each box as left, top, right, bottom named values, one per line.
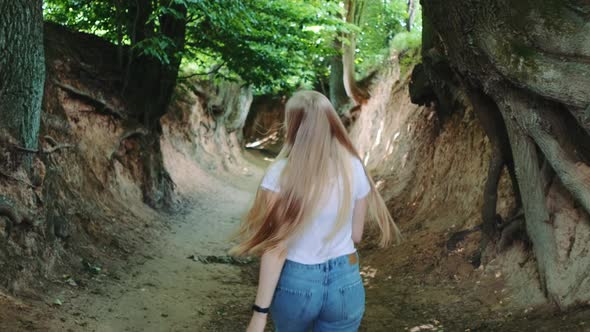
left=260, top=158, right=287, bottom=192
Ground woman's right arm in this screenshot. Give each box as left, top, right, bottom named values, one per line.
left=245, top=189, right=286, bottom=332
left=352, top=196, right=368, bottom=243
left=246, top=243, right=287, bottom=332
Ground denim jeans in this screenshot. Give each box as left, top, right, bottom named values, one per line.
left=270, top=252, right=365, bottom=332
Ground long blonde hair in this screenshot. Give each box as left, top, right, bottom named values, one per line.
left=230, top=90, right=400, bottom=256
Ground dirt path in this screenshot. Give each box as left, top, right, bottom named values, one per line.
left=48, top=159, right=263, bottom=332
left=39, top=147, right=590, bottom=332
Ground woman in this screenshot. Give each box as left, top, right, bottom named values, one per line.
left=230, top=90, right=401, bottom=332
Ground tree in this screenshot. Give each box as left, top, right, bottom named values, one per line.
left=124, top=0, right=187, bottom=126
left=329, top=38, right=349, bottom=112
left=406, top=0, right=417, bottom=32
left=412, top=0, right=590, bottom=308
left=0, top=0, right=45, bottom=151
left=44, top=0, right=187, bottom=208
left=44, top=0, right=343, bottom=94
left=44, top=0, right=187, bottom=126
left=342, top=0, right=370, bottom=105
left=43, top=0, right=344, bottom=207
left=332, top=0, right=418, bottom=111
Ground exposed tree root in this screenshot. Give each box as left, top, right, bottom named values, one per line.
left=535, top=143, right=590, bottom=217
left=53, top=80, right=126, bottom=120
left=480, top=146, right=504, bottom=241
left=508, top=96, right=590, bottom=217
left=498, top=217, right=527, bottom=251
left=446, top=224, right=481, bottom=251
left=41, top=113, right=71, bottom=133
left=108, top=127, right=149, bottom=162
left=465, top=87, right=521, bottom=253
left=541, top=159, right=557, bottom=196
left=44, top=143, right=76, bottom=154
left=0, top=200, right=34, bottom=238
left=44, top=135, right=59, bottom=147
left=0, top=169, right=35, bottom=188
left=419, top=0, right=590, bottom=308
left=0, top=204, right=19, bottom=237
left=13, top=142, right=75, bottom=155
left=493, top=88, right=557, bottom=297
left=569, top=106, right=590, bottom=137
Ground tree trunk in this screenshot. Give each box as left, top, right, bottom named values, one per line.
left=465, top=87, right=521, bottom=253
left=122, top=1, right=187, bottom=209
left=406, top=0, right=417, bottom=32
left=0, top=0, right=44, bottom=150
left=493, top=89, right=559, bottom=296
left=492, top=87, right=590, bottom=307
left=420, top=0, right=590, bottom=308
left=140, top=129, right=175, bottom=210
left=125, top=1, right=187, bottom=127
left=329, top=39, right=349, bottom=113
left=342, top=0, right=370, bottom=106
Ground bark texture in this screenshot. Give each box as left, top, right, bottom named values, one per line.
left=343, top=0, right=370, bottom=105
left=407, top=0, right=417, bottom=32
left=416, top=0, right=590, bottom=308
left=121, top=1, right=187, bottom=209
left=329, top=39, right=349, bottom=112
left=0, top=0, right=45, bottom=149
left=125, top=1, right=187, bottom=127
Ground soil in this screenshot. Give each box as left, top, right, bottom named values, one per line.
left=38, top=147, right=266, bottom=332
left=2, top=147, right=590, bottom=332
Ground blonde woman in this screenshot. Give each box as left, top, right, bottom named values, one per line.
left=231, top=90, right=400, bottom=332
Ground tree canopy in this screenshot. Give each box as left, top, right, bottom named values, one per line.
left=355, top=0, right=422, bottom=74
left=44, top=0, right=421, bottom=94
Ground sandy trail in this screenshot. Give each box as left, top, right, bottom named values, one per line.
left=49, top=155, right=264, bottom=332
left=35, top=147, right=590, bottom=332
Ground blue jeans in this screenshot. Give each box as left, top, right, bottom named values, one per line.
left=270, top=252, right=365, bottom=332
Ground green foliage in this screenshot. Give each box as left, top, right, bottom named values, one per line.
left=399, top=47, right=422, bottom=76
left=356, top=0, right=422, bottom=75
left=43, top=0, right=347, bottom=93
left=183, top=0, right=346, bottom=94
left=43, top=1, right=123, bottom=41
left=43, top=0, right=422, bottom=93
left=390, top=30, right=422, bottom=52
left=134, top=36, right=177, bottom=65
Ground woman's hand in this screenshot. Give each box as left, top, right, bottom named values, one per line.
left=246, top=312, right=267, bottom=332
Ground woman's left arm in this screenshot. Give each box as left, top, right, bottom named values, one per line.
left=247, top=243, right=287, bottom=332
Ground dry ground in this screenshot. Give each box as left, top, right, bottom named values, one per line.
left=2, top=149, right=589, bottom=332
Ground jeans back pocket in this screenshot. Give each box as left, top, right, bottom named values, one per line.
left=271, top=286, right=313, bottom=322
left=339, top=279, right=365, bottom=320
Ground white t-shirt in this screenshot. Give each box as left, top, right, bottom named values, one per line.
left=260, top=156, right=371, bottom=264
